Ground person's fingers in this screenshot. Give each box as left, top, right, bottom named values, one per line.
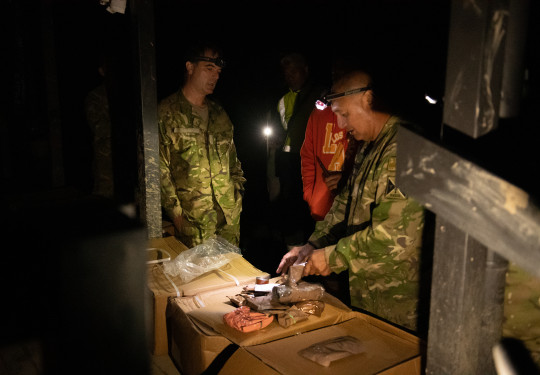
left=276, top=259, right=286, bottom=274
left=276, top=256, right=295, bottom=274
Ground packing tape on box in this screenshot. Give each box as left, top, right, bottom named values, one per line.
left=146, top=247, right=172, bottom=264
left=147, top=248, right=181, bottom=297
left=217, top=268, right=240, bottom=286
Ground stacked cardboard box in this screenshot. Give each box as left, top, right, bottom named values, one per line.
left=167, top=282, right=423, bottom=375
left=146, top=236, right=269, bottom=355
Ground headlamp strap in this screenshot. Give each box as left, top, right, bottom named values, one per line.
left=192, top=56, right=226, bottom=68
left=325, top=86, right=372, bottom=101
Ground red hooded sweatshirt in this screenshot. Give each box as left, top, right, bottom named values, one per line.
left=300, top=107, right=348, bottom=221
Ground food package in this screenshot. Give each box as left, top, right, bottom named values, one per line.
left=298, top=335, right=365, bottom=367
left=295, top=300, right=325, bottom=317
left=223, top=306, right=274, bottom=333
left=277, top=306, right=309, bottom=328
left=272, top=282, right=325, bottom=304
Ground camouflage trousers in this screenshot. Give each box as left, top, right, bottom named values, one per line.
left=348, top=271, right=419, bottom=332
left=503, top=262, right=540, bottom=367
left=175, top=202, right=240, bottom=249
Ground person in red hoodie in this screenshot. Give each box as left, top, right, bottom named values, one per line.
left=300, top=106, right=349, bottom=221
left=300, top=104, right=359, bottom=305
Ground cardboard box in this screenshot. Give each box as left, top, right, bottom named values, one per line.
left=167, top=284, right=422, bottom=374
left=146, top=236, right=269, bottom=355
left=230, top=316, right=422, bottom=375
left=167, top=295, right=233, bottom=375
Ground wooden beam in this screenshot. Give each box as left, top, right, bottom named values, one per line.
left=130, top=0, right=162, bottom=239
left=397, top=125, right=540, bottom=278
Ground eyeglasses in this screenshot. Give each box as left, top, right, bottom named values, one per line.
left=191, top=56, right=226, bottom=68
left=315, top=86, right=372, bottom=110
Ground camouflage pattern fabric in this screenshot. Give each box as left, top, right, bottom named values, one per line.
left=308, top=116, right=425, bottom=331
left=158, top=91, right=245, bottom=248
left=503, top=262, right=540, bottom=367
left=84, top=83, right=114, bottom=198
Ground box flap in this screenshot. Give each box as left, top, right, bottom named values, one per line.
left=187, top=292, right=358, bottom=346
left=219, top=348, right=280, bottom=375
left=148, top=236, right=188, bottom=259
left=244, top=317, right=421, bottom=375
left=147, top=237, right=269, bottom=297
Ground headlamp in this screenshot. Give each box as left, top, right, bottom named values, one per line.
left=315, top=99, right=329, bottom=110
left=315, top=89, right=331, bottom=110
left=315, top=86, right=372, bottom=110
left=191, top=56, right=226, bottom=68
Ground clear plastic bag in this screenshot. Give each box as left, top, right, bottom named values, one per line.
left=162, top=236, right=242, bottom=283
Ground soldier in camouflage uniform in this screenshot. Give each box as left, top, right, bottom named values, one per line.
left=159, top=43, right=245, bottom=248
left=277, top=70, right=425, bottom=331
left=503, top=262, right=540, bottom=367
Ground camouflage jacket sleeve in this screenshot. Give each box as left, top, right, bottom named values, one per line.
left=325, top=151, right=424, bottom=277
left=229, top=140, right=245, bottom=194
left=309, top=118, right=424, bottom=277
left=158, top=107, right=182, bottom=220
left=222, top=110, right=245, bottom=194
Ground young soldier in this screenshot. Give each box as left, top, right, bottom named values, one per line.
left=159, top=42, right=245, bottom=248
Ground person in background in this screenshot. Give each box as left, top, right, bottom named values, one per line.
left=300, top=56, right=359, bottom=221
left=268, top=52, right=324, bottom=251
left=277, top=68, right=426, bottom=332
left=300, top=106, right=349, bottom=222
left=158, top=41, right=245, bottom=248
left=299, top=104, right=353, bottom=305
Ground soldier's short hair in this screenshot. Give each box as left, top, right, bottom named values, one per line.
left=184, top=40, right=223, bottom=64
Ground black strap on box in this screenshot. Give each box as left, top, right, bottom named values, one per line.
left=201, top=343, right=240, bottom=375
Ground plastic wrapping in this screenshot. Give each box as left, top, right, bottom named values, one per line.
left=288, top=263, right=305, bottom=286
left=223, top=306, right=274, bottom=333
left=277, top=306, right=309, bottom=328
left=298, top=336, right=365, bottom=367
left=162, top=236, right=242, bottom=283
left=272, top=282, right=325, bottom=304
left=295, top=300, right=325, bottom=317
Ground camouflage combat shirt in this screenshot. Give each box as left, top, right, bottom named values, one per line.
left=158, top=91, right=246, bottom=247
left=308, top=116, right=425, bottom=330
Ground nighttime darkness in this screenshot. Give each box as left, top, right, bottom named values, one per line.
left=1, top=0, right=540, bottom=374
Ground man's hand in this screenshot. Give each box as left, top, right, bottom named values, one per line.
left=324, top=172, right=342, bottom=193
left=303, top=249, right=331, bottom=276
left=276, top=243, right=315, bottom=275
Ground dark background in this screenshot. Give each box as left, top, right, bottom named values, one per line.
left=1, top=1, right=539, bottom=372
left=1, top=0, right=451, bottom=189
left=1, top=0, right=453, bottom=271
left=3, top=0, right=540, bottom=270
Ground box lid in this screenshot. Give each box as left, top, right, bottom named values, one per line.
left=242, top=316, right=421, bottom=375
left=147, top=237, right=269, bottom=297
left=186, top=291, right=358, bottom=347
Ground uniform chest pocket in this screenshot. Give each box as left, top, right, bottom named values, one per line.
left=172, top=127, right=203, bottom=164
left=215, top=137, right=231, bottom=159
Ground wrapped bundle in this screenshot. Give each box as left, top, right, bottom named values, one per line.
left=272, top=282, right=325, bottom=304
left=223, top=306, right=273, bottom=333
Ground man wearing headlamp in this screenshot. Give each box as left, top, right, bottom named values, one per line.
left=158, top=42, right=245, bottom=248
left=277, top=68, right=425, bottom=332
